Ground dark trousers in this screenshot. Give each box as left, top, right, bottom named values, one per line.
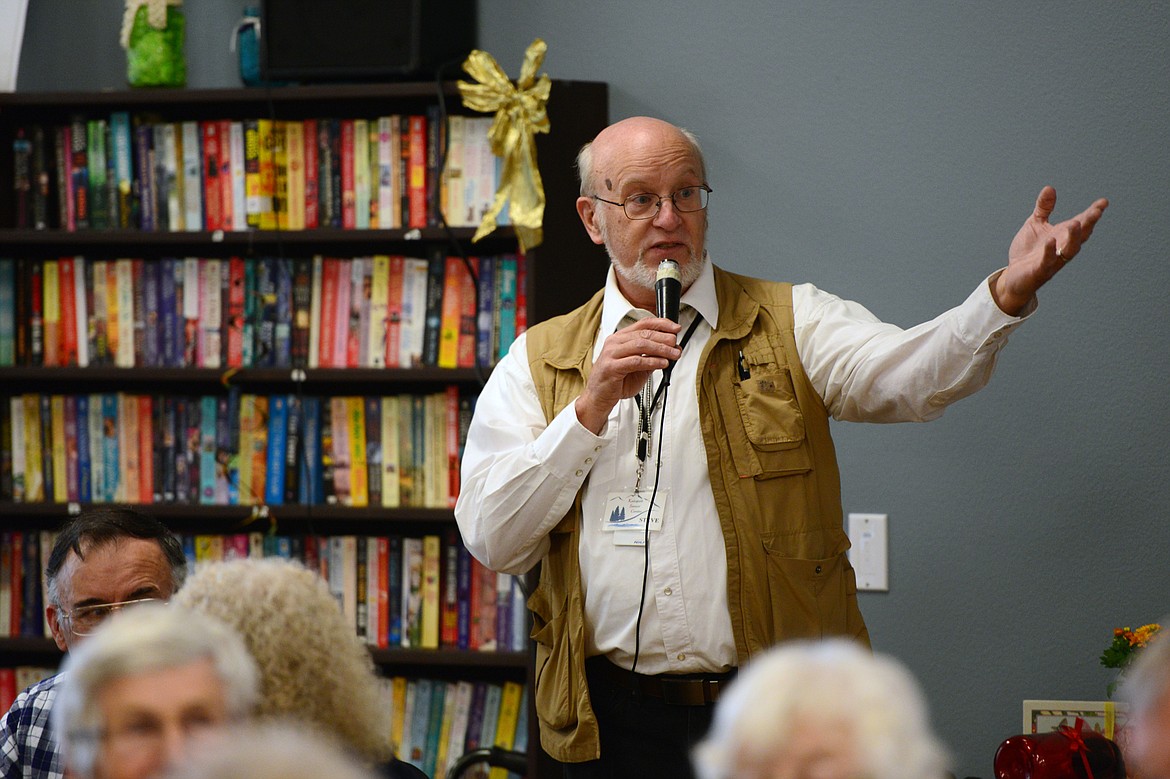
left=561, top=658, right=720, bottom=779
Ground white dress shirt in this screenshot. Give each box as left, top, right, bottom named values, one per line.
left=455, top=259, right=1032, bottom=674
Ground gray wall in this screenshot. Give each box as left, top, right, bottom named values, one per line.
left=16, top=3, right=1170, bottom=776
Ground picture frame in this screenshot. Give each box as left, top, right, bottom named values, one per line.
left=1022, top=699, right=1130, bottom=746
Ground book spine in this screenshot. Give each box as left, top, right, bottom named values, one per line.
left=196, top=395, right=215, bottom=505
left=229, top=121, right=247, bottom=231
left=437, top=255, right=462, bottom=369
left=302, top=118, right=319, bottom=229
left=346, top=396, right=368, bottom=508
left=340, top=119, right=356, bottom=229
left=420, top=251, right=446, bottom=367
left=257, top=119, right=276, bottom=230
left=180, top=121, right=203, bottom=231
left=201, top=120, right=222, bottom=231
left=272, top=120, right=288, bottom=230
left=352, top=118, right=370, bottom=229
left=264, top=394, right=289, bottom=506
left=216, top=119, right=233, bottom=232
left=364, top=396, right=382, bottom=509
left=407, top=114, right=428, bottom=229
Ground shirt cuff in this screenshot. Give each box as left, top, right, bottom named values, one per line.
left=530, top=400, right=610, bottom=484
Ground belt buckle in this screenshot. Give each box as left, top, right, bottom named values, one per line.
left=660, top=678, right=713, bottom=706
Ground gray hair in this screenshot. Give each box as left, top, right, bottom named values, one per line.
left=52, top=603, right=259, bottom=779
left=693, top=639, right=951, bottom=779
left=576, top=125, right=707, bottom=196
left=159, top=721, right=383, bottom=779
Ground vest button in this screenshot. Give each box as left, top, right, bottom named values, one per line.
left=814, top=565, right=823, bottom=574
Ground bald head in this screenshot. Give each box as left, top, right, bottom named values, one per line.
left=577, top=117, right=706, bottom=197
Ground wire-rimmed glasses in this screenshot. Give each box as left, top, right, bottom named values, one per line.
left=60, top=597, right=162, bottom=636
left=593, top=185, right=712, bottom=220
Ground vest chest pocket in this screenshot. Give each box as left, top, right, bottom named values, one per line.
left=731, top=361, right=812, bottom=478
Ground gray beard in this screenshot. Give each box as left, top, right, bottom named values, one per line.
left=607, top=245, right=707, bottom=302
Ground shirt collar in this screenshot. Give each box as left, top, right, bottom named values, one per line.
left=600, top=255, right=720, bottom=333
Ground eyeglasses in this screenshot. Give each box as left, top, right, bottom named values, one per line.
left=593, top=185, right=712, bottom=220
left=60, top=598, right=162, bottom=636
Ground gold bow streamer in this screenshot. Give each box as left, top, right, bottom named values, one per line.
left=458, top=39, right=552, bottom=252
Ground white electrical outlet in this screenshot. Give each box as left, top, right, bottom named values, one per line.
left=847, top=513, right=889, bottom=591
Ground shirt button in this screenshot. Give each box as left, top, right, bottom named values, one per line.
left=664, top=587, right=672, bottom=596
left=575, top=469, right=583, bottom=477
left=677, top=653, right=686, bottom=661
left=594, top=445, right=602, bottom=452
left=585, top=457, right=593, bottom=465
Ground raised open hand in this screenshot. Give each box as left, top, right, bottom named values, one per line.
left=993, top=186, right=1109, bottom=315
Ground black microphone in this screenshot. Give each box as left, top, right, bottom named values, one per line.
left=655, top=259, right=681, bottom=323
left=656, top=259, right=681, bottom=383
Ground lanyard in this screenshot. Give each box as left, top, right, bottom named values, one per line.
left=632, top=313, right=703, bottom=485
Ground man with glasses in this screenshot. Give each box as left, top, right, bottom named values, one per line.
left=455, top=116, right=1108, bottom=777
left=1, top=508, right=187, bottom=779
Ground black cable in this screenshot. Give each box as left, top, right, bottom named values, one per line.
left=431, top=59, right=490, bottom=390
left=630, top=371, right=669, bottom=676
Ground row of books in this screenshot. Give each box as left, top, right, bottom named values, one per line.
left=380, top=676, right=528, bottom=779
left=1, top=528, right=529, bottom=654
left=0, top=253, right=526, bottom=370
left=0, top=388, right=475, bottom=508
left=11, top=110, right=503, bottom=234
left=184, top=529, right=529, bottom=655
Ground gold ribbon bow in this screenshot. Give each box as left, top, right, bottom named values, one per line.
left=458, top=39, right=552, bottom=252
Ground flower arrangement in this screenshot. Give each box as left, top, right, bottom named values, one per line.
left=1100, top=623, right=1161, bottom=698
left=1100, top=623, right=1161, bottom=669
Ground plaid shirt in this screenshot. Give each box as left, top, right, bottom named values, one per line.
left=0, top=673, right=62, bottom=779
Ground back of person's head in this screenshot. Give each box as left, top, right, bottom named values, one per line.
left=45, top=506, right=188, bottom=606
left=52, top=602, right=259, bottom=779
left=1120, top=617, right=1169, bottom=778
left=693, top=638, right=951, bottom=779
left=172, top=557, right=393, bottom=762
left=159, top=721, right=383, bottom=779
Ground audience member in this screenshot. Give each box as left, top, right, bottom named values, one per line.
left=52, top=603, right=258, bottom=779
left=172, top=557, right=425, bottom=779
left=0, top=508, right=188, bottom=779
left=160, top=722, right=384, bottom=779
left=1120, top=618, right=1170, bottom=779
left=692, top=639, right=950, bottom=779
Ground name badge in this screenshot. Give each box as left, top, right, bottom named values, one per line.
left=603, top=490, right=666, bottom=546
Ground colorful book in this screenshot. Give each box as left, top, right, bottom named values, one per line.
left=420, top=534, right=442, bottom=649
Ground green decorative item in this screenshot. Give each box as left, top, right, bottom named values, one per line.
left=120, top=0, right=187, bottom=87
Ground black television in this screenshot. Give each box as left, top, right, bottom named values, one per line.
left=260, top=0, right=477, bottom=82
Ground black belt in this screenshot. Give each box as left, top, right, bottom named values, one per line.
left=588, top=657, right=737, bottom=706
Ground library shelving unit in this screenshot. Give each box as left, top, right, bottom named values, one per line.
left=0, top=79, right=608, bottom=777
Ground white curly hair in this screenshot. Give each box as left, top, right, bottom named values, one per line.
left=692, top=639, right=951, bottom=779
left=172, top=557, right=393, bottom=762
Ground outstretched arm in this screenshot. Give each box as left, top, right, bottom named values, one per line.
left=992, top=186, right=1109, bottom=315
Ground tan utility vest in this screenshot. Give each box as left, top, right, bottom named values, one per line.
left=524, top=266, right=870, bottom=762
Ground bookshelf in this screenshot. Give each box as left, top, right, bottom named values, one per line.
left=0, top=80, right=608, bottom=777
